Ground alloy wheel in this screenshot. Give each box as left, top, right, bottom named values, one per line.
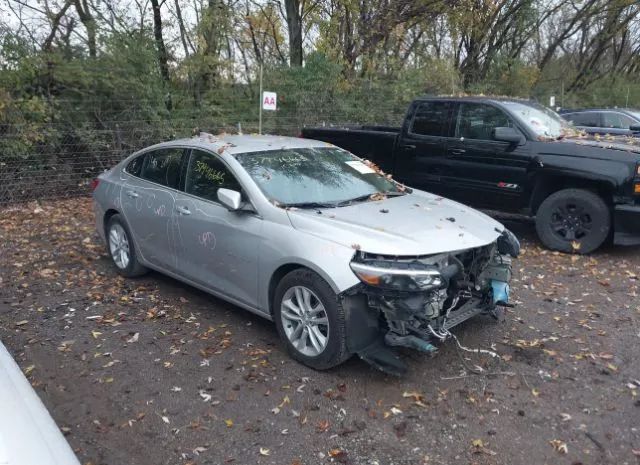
left=280, top=286, right=330, bottom=357
left=108, top=223, right=130, bottom=269
left=549, top=202, right=593, bottom=241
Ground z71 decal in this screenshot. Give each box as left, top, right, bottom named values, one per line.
left=497, top=182, right=519, bottom=189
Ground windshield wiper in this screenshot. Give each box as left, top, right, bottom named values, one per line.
left=283, top=201, right=337, bottom=209
left=335, top=190, right=407, bottom=207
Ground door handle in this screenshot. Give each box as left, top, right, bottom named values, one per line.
left=401, top=144, right=416, bottom=150
left=175, top=206, right=191, bottom=215
left=447, top=148, right=466, bottom=156
left=126, top=190, right=139, bottom=198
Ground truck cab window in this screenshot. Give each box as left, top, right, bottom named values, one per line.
left=410, top=102, right=451, bottom=137
left=456, top=103, right=512, bottom=141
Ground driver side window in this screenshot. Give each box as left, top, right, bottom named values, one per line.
left=185, top=149, right=242, bottom=203
left=456, top=103, right=513, bottom=141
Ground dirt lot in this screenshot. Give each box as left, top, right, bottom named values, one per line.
left=1, top=197, right=639, bottom=465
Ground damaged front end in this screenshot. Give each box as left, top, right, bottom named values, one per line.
left=343, top=229, right=520, bottom=376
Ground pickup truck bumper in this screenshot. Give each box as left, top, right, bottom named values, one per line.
left=614, top=204, right=640, bottom=246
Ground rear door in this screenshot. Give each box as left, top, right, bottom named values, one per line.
left=444, top=102, right=531, bottom=211
left=120, top=147, right=186, bottom=271
left=173, top=148, right=263, bottom=308
left=393, top=100, right=455, bottom=196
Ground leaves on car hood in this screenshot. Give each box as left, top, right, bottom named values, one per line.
left=286, top=190, right=503, bottom=255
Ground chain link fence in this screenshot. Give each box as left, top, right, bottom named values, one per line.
left=0, top=94, right=410, bottom=205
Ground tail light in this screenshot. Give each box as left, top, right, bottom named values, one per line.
left=90, top=178, right=100, bottom=192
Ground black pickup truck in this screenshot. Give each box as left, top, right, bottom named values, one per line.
left=302, top=96, right=640, bottom=253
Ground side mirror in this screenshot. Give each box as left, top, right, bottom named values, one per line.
left=493, top=127, right=524, bottom=144
left=630, top=124, right=640, bottom=133
left=218, top=188, right=242, bottom=211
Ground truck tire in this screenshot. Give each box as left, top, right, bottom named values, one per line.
left=273, top=268, right=351, bottom=370
left=535, top=188, right=610, bottom=254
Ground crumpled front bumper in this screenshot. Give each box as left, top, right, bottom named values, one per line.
left=614, top=204, right=640, bottom=246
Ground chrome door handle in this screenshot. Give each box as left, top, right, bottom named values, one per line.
left=401, top=144, right=416, bottom=150
left=448, top=148, right=466, bottom=156
left=176, top=206, right=191, bottom=215
left=126, top=190, right=139, bottom=198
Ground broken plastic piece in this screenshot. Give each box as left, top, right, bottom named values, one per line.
left=357, top=340, right=407, bottom=376
left=491, top=280, right=509, bottom=304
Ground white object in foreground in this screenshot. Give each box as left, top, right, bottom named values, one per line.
left=0, top=341, right=81, bottom=465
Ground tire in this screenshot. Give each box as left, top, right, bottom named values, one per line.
left=535, top=188, right=610, bottom=254
left=105, top=214, right=148, bottom=277
left=273, top=269, right=351, bottom=370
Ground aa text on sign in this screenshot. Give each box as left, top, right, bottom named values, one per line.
left=262, top=92, right=277, bottom=111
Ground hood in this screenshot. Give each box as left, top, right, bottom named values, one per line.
left=557, top=135, right=640, bottom=160
left=286, top=191, right=504, bottom=255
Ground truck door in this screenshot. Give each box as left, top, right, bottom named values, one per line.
left=393, top=101, right=456, bottom=197
left=444, top=102, right=531, bottom=211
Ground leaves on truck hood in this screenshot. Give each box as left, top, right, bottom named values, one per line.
left=561, top=134, right=640, bottom=155
left=286, top=190, right=504, bottom=255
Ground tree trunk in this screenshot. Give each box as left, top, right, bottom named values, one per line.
left=73, top=0, right=97, bottom=57
left=150, top=0, right=172, bottom=109
left=284, top=0, right=303, bottom=66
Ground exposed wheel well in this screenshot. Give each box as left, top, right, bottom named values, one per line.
left=268, top=264, right=306, bottom=316
left=103, top=209, right=120, bottom=236
left=530, top=176, right=613, bottom=215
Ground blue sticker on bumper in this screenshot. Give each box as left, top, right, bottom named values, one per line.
left=491, top=280, right=509, bottom=304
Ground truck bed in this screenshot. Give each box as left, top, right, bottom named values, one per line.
left=301, top=126, right=399, bottom=172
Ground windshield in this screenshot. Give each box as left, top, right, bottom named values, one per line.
left=235, top=147, right=401, bottom=206
left=501, top=101, right=576, bottom=139
left=628, top=110, right=640, bottom=122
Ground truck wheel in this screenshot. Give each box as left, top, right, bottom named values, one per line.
left=535, top=188, right=610, bottom=254
left=273, top=269, right=351, bottom=370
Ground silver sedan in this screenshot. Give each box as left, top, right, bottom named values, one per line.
left=93, top=134, right=519, bottom=375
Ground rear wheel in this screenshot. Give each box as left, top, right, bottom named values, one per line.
left=273, top=269, right=351, bottom=370
left=106, top=214, right=148, bottom=277
left=535, top=188, right=610, bottom=254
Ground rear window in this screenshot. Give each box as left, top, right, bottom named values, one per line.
left=140, top=148, right=184, bottom=189
left=409, top=102, right=452, bottom=137
left=125, top=155, right=144, bottom=176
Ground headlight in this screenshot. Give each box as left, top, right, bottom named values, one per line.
left=350, top=261, right=443, bottom=291
left=497, top=228, right=520, bottom=257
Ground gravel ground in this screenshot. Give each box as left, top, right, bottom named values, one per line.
left=1, top=197, right=639, bottom=465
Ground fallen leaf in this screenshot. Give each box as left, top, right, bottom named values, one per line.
left=549, top=439, right=568, bottom=454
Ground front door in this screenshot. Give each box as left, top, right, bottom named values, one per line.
left=393, top=100, right=455, bottom=197
left=174, top=149, right=263, bottom=308
left=444, top=102, right=531, bottom=211
left=120, top=147, right=186, bottom=271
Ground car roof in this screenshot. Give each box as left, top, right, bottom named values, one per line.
left=152, top=134, right=331, bottom=155
left=563, top=108, right=639, bottom=114
left=414, top=95, right=538, bottom=105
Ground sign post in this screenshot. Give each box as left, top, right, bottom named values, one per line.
left=258, top=64, right=277, bottom=134
left=258, top=64, right=263, bottom=135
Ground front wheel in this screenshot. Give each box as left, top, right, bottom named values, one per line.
left=273, top=269, right=351, bottom=370
left=535, top=188, right=610, bottom=254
